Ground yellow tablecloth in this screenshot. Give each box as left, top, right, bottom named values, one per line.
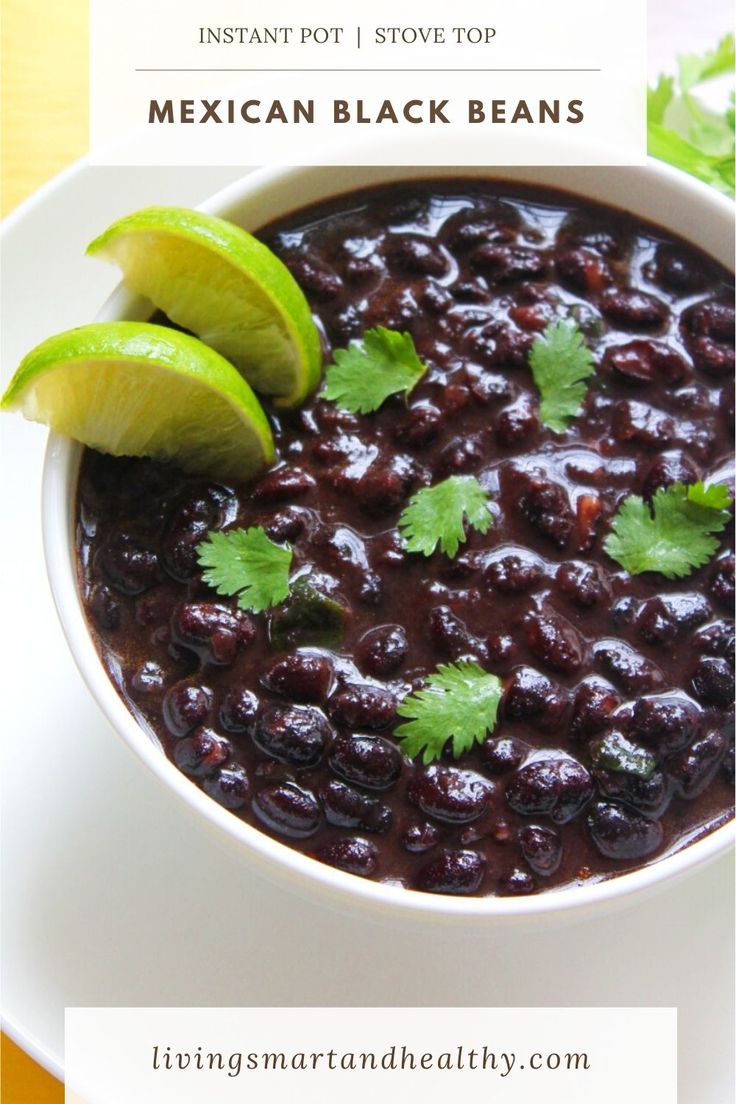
left=1, top=0, right=87, bottom=215
left=1, top=0, right=87, bottom=1094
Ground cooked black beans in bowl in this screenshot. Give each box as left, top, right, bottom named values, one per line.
left=76, top=180, right=735, bottom=896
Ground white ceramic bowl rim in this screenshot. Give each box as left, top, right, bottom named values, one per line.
left=42, top=157, right=735, bottom=924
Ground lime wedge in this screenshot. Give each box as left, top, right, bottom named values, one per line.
left=87, top=206, right=322, bottom=408
left=1, top=322, right=275, bottom=480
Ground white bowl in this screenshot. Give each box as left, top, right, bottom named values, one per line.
left=42, top=160, right=735, bottom=927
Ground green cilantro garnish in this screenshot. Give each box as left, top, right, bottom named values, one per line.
left=323, top=326, right=426, bottom=414
left=604, top=482, right=732, bottom=580
left=529, top=319, right=596, bottom=433
left=270, top=575, right=348, bottom=650
left=196, top=526, right=292, bottom=613
left=589, top=732, right=656, bottom=780
left=648, top=34, right=735, bottom=196
left=398, top=475, right=493, bottom=558
left=396, top=661, right=503, bottom=764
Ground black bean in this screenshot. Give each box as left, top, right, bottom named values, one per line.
left=261, top=653, right=332, bottom=702
left=594, top=767, right=672, bottom=819
left=284, top=254, right=342, bottom=300
left=519, top=825, right=562, bottom=876
left=600, top=288, right=669, bottom=330
left=437, top=434, right=485, bottom=475
left=637, top=593, right=712, bottom=645
left=161, top=484, right=234, bottom=580
left=250, top=466, right=315, bottom=505
left=384, top=234, right=448, bottom=276
left=471, top=323, right=533, bottom=369
left=594, top=639, right=664, bottom=694
left=506, top=758, right=593, bottom=824
left=174, top=727, right=231, bottom=777
left=603, top=340, right=688, bottom=386
left=694, top=619, right=735, bottom=661
left=485, top=551, right=543, bottom=593
left=641, top=453, right=699, bottom=501
left=653, top=243, right=709, bottom=292
left=497, top=868, right=537, bottom=895
left=219, top=687, right=259, bottom=733
left=395, top=402, right=442, bottom=447
left=612, top=401, right=675, bottom=448
left=255, top=704, right=332, bottom=767
left=130, top=661, right=165, bottom=697
left=87, top=583, right=121, bottom=630
left=630, top=692, right=701, bottom=754
left=172, top=602, right=255, bottom=666
left=253, top=782, right=322, bottom=838
left=569, top=677, right=620, bottom=738
left=691, top=657, right=734, bottom=707
left=503, top=666, right=554, bottom=719
left=525, top=610, right=586, bottom=674
left=688, top=335, right=735, bottom=377
left=471, top=243, right=547, bottom=282
left=328, top=685, right=397, bottom=730
left=329, top=734, right=402, bottom=790
left=587, top=801, right=663, bottom=860
left=354, top=455, right=416, bottom=515
left=402, top=820, right=442, bottom=853
left=320, top=780, right=392, bottom=833
left=102, top=533, right=161, bottom=595
left=263, top=508, right=306, bottom=544
left=415, top=849, right=485, bottom=894
left=164, top=681, right=211, bottom=737
left=669, top=730, right=727, bottom=799
left=710, top=556, right=735, bottom=606
left=427, top=605, right=483, bottom=661
left=313, top=837, right=379, bottom=877
left=682, top=299, right=735, bottom=342
left=556, top=561, right=610, bottom=608
left=519, top=477, right=574, bottom=548
left=495, top=400, right=540, bottom=448
left=409, top=765, right=493, bottom=824
left=555, top=247, right=611, bottom=293
left=358, top=625, right=409, bottom=677
left=203, top=765, right=250, bottom=810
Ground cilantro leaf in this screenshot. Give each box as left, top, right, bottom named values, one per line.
left=395, top=661, right=503, bottom=764
left=399, top=475, right=493, bottom=558
left=589, top=732, right=656, bottom=779
left=196, top=526, right=292, bottom=613
left=678, top=33, right=735, bottom=92
left=323, top=326, right=426, bottom=414
left=270, top=575, right=348, bottom=650
left=604, top=482, right=732, bottom=580
left=648, top=35, right=735, bottom=196
left=648, top=122, right=735, bottom=192
left=529, top=319, right=595, bottom=433
left=647, top=74, right=674, bottom=125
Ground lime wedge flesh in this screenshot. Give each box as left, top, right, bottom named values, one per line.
left=87, top=206, right=322, bottom=408
left=1, top=322, right=275, bottom=480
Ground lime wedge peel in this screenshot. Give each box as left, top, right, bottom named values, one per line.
left=87, top=206, right=322, bottom=408
left=1, top=322, right=275, bottom=481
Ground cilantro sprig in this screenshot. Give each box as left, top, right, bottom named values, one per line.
left=396, top=661, right=503, bottom=764
left=323, top=326, right=426, bottom=414
left=399, top=475, right=493, bottom=558
left=648, top=34, right=735, bottom=196
left=604, top=482, right=732, bottom=580
left=589, top=732, right=656, bottom=780
left=196, top=526, right=292, bottom=613
left=529, top=319, right=596, bottom=434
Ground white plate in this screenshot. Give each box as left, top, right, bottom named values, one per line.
left=1, top=160, right=734, bottom=1102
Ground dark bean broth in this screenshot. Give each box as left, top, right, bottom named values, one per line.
left=76, top=180, right=735, bottom=896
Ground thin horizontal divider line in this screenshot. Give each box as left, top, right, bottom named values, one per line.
left=134, top=67, right=602, bottom=73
